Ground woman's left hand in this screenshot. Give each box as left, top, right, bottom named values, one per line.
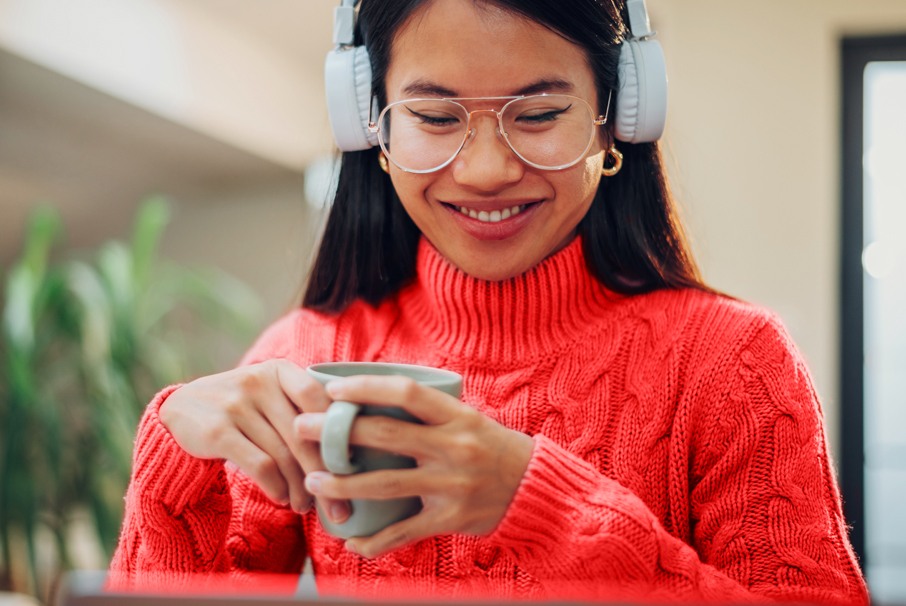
left=294, top=374, right=534, bottom=559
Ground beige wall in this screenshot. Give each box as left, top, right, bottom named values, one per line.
left=0, top=0, right=331, bottom=170
left=645, top=0, right=906, bottom=457
left=161, top=178, right=320, bottom=322
left=158, top=0, right=906, bottom=458
left=4, top=0, right=906, bottom=459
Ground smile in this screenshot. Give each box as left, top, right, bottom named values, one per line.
left=456, top=204, right=526, bottom=223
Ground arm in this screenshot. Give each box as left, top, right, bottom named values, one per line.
left=109, top=311, right=322, bottom=586
left=108, top=386, right=307, bottom=585
left=489, top=319, right=868, bottom=605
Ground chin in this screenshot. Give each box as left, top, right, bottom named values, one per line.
left=455, top=257, right=537, bottom=282
left=431, top=237, right=555, bottom=282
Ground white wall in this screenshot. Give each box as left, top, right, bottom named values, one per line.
left=647, top=0, right=906, bottom=457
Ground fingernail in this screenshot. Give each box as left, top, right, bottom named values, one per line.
left=330, top=501, right=350, bottom=523
left=305, top=473, right=323, bottom=494
left=345, top=540, right=360, bottom=555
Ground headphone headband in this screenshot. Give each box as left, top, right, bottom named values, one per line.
left=626, top=0, right=653, bottom=37
left=333, top=0, right=358, bottom=47
left=324, top=0, right=668, bottom=151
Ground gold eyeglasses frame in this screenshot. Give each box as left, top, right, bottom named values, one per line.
left=367, top=90, right=612, bottom=174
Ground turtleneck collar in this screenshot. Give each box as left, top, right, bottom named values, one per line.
left=398, top=237, right=624, bottom=364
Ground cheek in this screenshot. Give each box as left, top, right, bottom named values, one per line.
left=579, top=153, right=605, bottom=198
left=389, top=173, right=422, bottom=203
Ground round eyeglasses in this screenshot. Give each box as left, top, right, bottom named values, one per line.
left=368, top=93, right=610, bottom=174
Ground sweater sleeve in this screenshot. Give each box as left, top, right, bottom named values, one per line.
left=109, top=311, right=310, bottom=587
left=488, top=316, right=868, bottom=605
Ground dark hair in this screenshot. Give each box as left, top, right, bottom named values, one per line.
left=303, top=0, right=707, bottom=312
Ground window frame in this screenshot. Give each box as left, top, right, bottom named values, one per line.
left=840, top=33, right=906, bottom=568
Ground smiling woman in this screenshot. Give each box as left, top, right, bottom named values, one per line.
left=108, top=1, right=869, bottom=604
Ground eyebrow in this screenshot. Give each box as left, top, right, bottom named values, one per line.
left=402, top=80, right=458, bottom=98
left=513, top=78, right=575, bottom=96
left=401, top=77, right=576, bottom=98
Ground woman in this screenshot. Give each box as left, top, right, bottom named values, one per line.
left=110, top=0, right=868, bottom=603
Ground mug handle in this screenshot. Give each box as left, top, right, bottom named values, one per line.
left=320, top=401, right=361, bottom=475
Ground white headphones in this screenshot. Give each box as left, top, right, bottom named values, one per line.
left=324, top=0, right=668, bottom=151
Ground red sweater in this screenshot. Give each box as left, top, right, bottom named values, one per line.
left=111, top=237, right=868, bottom=604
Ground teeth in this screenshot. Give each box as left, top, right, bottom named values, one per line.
left=459, top=204, right=524, bottom=223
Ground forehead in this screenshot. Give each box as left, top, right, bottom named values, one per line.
left=386, top=0, right=596, bottom=100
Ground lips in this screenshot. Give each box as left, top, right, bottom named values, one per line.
left=454, top=203, right=525, bottom=223
left=441, top=200, right=542, bottom=241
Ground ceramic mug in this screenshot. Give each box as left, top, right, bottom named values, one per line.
left=306, top=362, right=463, bottom=539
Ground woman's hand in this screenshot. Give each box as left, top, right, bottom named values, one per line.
left=159, top=359, right=345, bottom=517
left=294, top=375, right=535, bottom=559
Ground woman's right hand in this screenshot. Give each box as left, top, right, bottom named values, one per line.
left=159, top=359, right=336, bottom=515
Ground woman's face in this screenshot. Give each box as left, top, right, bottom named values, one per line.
left=383, top=0, right=607, bottom=281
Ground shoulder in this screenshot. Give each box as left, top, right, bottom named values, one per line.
left=625, top=287, right=787, bottom=352
left=674, top=289, right=803, bottom=370
left=647, top=291, right=824, bottom=437
left=624, top=288, right=812, bottom=393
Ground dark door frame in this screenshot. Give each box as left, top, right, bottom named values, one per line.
left=840, top=33, right=906, bottom=568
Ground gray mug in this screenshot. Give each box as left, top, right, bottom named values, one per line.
left=306, top=362, right=463, bottom=539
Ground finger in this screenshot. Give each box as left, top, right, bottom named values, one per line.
left=264, top=360, right=329, bottom=459
left=294, top=412, right=325, bottom=442
left=304, top=468, right=426, bottom=501
left=219, top=427, right=291, bottom=506
left=325, top=376, right=460, bottom=425
left=255, top=393, right=309, bottom=473
left=234, top=410, right=310, bottom=512
left=275, top=360, right=332, bottom=413
left=293, top=414, right=351, bottom=524
left=297, top=411, right=434, bottom=462
left=345, top=513, right=434, bottom=559
left=253, top=362, right=329, bottom=500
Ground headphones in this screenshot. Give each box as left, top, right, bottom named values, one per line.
left=324, top=0, right=668, bottom=151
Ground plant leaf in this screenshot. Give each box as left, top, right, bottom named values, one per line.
left=130, top=196, right=170, bottom=289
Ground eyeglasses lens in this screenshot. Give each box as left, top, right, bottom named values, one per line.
left=378, top=95, right=596, bottom=173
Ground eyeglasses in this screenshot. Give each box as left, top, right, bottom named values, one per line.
left=368, top=93, right=610, bottom=174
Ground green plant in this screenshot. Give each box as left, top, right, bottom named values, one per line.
left=0, top=198, right=263, bottom=601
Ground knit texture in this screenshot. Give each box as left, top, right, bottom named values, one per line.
left=110, top=237, right=868, bottom=604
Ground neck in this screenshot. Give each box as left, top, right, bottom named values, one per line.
left=398, top=237, right=624, bottom=363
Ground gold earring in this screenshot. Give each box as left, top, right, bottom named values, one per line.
left=378, top=152, right=390, bottom=174
left=601, top=145, right=623, bottom=177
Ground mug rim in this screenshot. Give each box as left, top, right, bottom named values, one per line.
left=307, top=361, right=462, bottom=388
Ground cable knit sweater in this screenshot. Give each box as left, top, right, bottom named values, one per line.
left=110, top=237, right=867, bottom=604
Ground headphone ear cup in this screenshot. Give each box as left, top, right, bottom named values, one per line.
left=325, top=45, right=378, bottom=151
left=615, top=37, right=668, bottom=143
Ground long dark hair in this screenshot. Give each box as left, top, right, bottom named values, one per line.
left=303, top=0, right=707, bottom=312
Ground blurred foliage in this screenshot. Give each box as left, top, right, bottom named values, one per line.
left=0, top=197, right=263, bottom=601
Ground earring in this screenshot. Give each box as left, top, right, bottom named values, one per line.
left=601, top=145, right=623, bottom=177
left=378, top=152, right=390, bottom=174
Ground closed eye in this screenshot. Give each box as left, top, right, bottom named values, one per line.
left=406, top=106, right=460, bottom=127
left=516, top=106, right=571, bottom=123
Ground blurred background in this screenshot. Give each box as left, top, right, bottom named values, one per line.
left=0, top=0, right=904, bottom=604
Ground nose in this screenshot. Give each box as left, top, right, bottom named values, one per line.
left=450, top=111, right=524, bottom=192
